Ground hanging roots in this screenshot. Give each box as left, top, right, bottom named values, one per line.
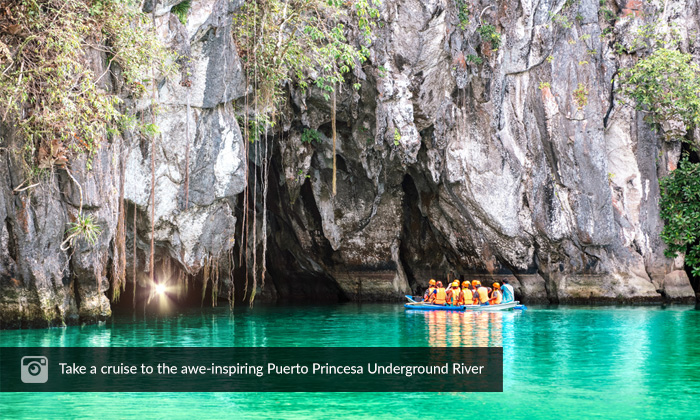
left=212, top=258, right=220, bottom=307
left=201, top=256, right=210, bottom=306
left=111, top=150, right=128, bottom=301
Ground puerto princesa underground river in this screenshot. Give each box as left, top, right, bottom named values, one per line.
left=2, top=304, right=700, bottom=418
left=2, top=0, right=700, bottom=418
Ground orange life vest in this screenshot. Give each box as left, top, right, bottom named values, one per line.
left=477, top=287, right=489, bottom=304
left=434, top=288, right=447, bottom=305
left=424, top=286, right=436, bottom=300
left=461, top=288, right=473, bottom=305
left=490, top=290, right=502, bottom=305
left=448, top=288, right=461, bottom=306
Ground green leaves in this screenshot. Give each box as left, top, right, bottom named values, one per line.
left=477, top=24, right=501, bottom=50
left=573, top=83, right=589, bottom=109
left=232, top=0, right=380, bottom=135
left=455, top=0, right=469, bottom=30
left=660, top=155, right=700, bottom=276
left=67, top=213, right=103, bottom=246
left=301, top=128, right=322, bottom=144
left=0, top=0, right=175, bottom=171
left=171, top=1, right=191, bottom=25
left=619, top=49, right=700, bottom=136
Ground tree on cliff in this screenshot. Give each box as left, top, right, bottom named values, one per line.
left=660, top=156, right=700, bottom=277
left=620, top=48, right=700, bottom=276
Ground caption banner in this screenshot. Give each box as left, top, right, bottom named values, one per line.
left=0, top=347, right=503, bottom=392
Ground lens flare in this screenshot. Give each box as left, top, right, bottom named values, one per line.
left=155, top=283, right=166, bottom=296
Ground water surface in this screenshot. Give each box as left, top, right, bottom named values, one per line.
left=1, top=304, right=699, bottom=419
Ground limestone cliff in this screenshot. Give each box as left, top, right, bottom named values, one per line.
left=1, top=0, right=697, bottom=328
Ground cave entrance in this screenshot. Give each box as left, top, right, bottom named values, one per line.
left=108, top=263, right=220, bottom=314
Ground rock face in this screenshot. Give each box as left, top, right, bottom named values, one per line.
left=128, top=0, right=246, bottom=272
left=1, top=0, right=698, bottom=327
left=1, top=0, right=247, bottom=327
left=267, top=0, right=699, bottom=304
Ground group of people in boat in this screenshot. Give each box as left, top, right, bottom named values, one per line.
left=422, top=279, right=515, bottom=306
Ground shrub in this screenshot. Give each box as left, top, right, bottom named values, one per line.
left=573, top=83, right=588, bottom=109
left=619, top=48, right=700, bottom=134
left=301, top=128, right=322, bottom=144
left=466, top=54, right=483, bottom=65
left=659, top=155, right=700, bottom=276
left=171, top=1, right=191, bottom=25
left=61, top=213, right=102, bottom=250
left=477, top=24, right=501, bottom=49
left=455, top=0, right=469, bottom=30
left=0, top=0, right=175, bottom=170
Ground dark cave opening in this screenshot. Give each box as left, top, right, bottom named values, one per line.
left=224, top=137, right=348, bottom=305
left=108, top=262, right=218, bottom=314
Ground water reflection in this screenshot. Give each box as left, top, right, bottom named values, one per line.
left=422, top=310, right=515, bottom=347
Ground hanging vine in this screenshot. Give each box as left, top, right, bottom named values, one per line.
left=231, top=0, right=380, bottom=306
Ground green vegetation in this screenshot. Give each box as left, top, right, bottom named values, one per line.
left=660, top=155, right=700, bottom=276
left=573, top=83, right=588, bottom=109
left=232, top=0, right=381, bottom=304
left=171, top=1, right=191, bottom=25
left=301, top=128, right=322, bottom=144
left=393, top=128, right=401, bottom=146
left=477, top=24, right=501, bottom=49
left=0, top=0, right=174, bottom=172
left=619, top=49, right=700, bottom=135
left=455, top=0, right=469, bottom=30
left=551, top=13, right=572, bottom=29
left=232, top=0, right=379, bottom=110
left=61, top=213, right=102, bottom=250
left=600, top=7, right=618, bottom=22
left=539, top=82, right=550, bottom=90
left=466, top=54, right=483, bottom=65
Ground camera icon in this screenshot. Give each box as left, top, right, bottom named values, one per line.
left=21, top=356, right=48, bottom=384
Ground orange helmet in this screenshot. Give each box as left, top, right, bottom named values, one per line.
left=436, top=281, right=443, bottom=287
left=493, top=283, right=500, bottom=289
left=429, top=279, right=436, bottom=286
left=462, top=281, right=469, bottom=288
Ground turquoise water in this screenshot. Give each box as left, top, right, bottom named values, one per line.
left=1, top=304, right=699, bottom=419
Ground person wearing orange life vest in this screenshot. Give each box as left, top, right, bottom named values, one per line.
left=446, top=280, right=462, bottom=306
left=459, top=281, right=473, bottom=305
left=423, top=279, right=437, bottom=302
left=476, top=283, right=490, bottom=305
left=489, top=283, right=503, bottom=305
left=472, top=280, right=483, bottom=305
left=469, top=280, right=478, bottom=305
left=429, top=281, right=447, bottom=305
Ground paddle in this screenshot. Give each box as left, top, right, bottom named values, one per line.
left=405, top=295, right=417, bottom=303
